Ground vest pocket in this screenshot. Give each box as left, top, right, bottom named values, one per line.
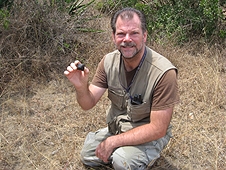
left=108, top=88, right=125, bottom=110
left=127, top=100, right=151, bottom=122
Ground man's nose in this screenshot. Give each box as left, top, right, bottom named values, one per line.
left=123, top=33, right=132, bottom=41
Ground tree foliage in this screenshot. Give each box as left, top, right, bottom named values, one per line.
left=97, top=0, right=226, bottom=44
left=1, top=0, right=225, bottom=44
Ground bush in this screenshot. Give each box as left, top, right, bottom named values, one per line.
left=0, top=8, right=9, bottom=28
left=97, top=0, right=226, bottom=44
left=0, top=0, right=96, bottom=93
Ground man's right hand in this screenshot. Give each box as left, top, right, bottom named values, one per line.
left=64, top=60, right=106, bottom=110
left=64, top=60, right=89, bottom=89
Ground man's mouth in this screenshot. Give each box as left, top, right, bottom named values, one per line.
left=121, top=45, right=134, bottom=48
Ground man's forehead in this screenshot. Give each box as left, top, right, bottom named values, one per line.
left=115, top=13, right=141, bottom=27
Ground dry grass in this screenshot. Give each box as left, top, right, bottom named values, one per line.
left=151, top=43, right=226, bottom=170
left=1, top=1, right=226, bottom=170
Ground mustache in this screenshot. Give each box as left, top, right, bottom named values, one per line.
left=120, top=42, right=136, bottom=47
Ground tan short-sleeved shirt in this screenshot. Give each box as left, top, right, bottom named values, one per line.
left=92, top=56, right=179, bottom=111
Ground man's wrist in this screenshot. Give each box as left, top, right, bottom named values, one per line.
left=108, top=134, right=123, bottom=149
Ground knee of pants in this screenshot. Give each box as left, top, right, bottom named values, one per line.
left=80, top=149, right=100, bottom=167
left=111, top=148, right=147, bottom=170
left=80, top=148, right=87, bottom=162
left=80, top=142, right=98, bottom=166
left=80, top=148, right=89, bottom=165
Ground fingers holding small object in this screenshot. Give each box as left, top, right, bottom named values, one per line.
left=77, top=63, right=85, bottom=71
left=68, top=62, right=85, bottom=71
left=71, top=61, right=85, bottom=71
left=64, top=61, right=85, bottom=75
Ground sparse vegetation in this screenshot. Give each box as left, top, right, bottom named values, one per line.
left=97, top=0, right=226, bottom=44
left=0, top=1, right=225, bottom=170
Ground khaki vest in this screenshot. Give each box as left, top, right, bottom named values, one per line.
left=104, top=47, right=177, bottom=134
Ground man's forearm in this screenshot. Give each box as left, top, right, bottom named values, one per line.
left=75, top=86, right=96, bottom=110
left=75, top=84, right=106, bottom=111
left=111, top=123, right=165, bottom=148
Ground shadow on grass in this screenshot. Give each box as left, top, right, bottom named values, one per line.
left=150, top=156, right=178, bottom=170
left=82, top=156, right=178, bottom=170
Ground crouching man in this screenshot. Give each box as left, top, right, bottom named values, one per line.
left=64, top=7, right=179, bottom=170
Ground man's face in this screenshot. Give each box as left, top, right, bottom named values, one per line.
left=112, top=14, right=147, bottom=59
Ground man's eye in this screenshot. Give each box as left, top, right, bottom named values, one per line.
left=117, top=33, right=124, bottom=36
left=117, top=33, right=125, bottom=37
left=132, top=32, right=139, bottom=35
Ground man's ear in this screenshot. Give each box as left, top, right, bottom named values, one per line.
left=143, top=30, right=148, bottom=43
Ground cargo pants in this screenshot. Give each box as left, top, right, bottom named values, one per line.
left=80, top=127, right=172, bottom=170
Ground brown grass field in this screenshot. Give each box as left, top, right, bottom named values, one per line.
left=0, top=1, right=226, bottom=170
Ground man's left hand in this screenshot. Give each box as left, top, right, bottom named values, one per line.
left=95, top=137, right=115, bottom=163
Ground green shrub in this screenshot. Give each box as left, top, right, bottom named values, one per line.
left=0, top=9, right=9, bottom=29
left=98, top=0, right=226, bottom=44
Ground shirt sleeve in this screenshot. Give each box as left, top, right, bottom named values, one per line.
left=91, top=56, right=108, bottom=88
left=151, top=69, right=180, bottom=111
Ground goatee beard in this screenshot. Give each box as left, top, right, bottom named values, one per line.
left=120, top=46, right=143, bottom=59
